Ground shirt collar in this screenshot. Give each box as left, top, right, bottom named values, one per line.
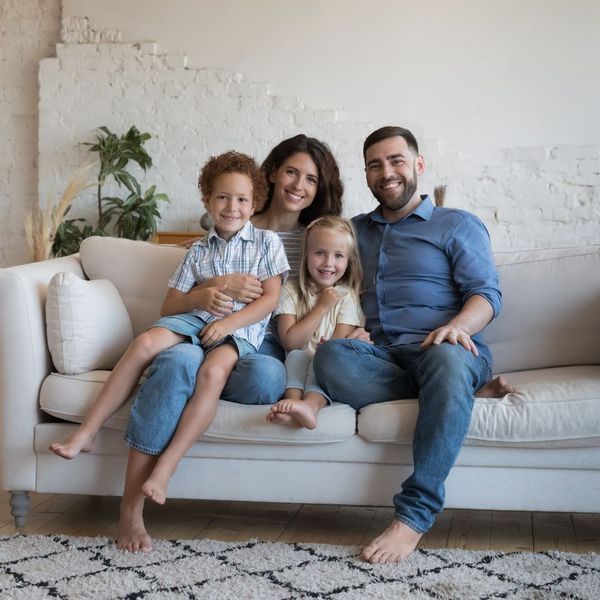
left=205, top=220, right=255, bottom=244
left=369, top=194, right=433, bottom=224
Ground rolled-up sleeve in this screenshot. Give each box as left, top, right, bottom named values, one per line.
left=447, top=214, right=502, bottom=319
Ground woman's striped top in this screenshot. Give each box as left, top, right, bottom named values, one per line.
left=275, top=227, right=304, bottom=278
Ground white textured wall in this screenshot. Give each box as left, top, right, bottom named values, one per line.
left=1, top=2, right=599, bottom=268
left=62, top=0, right=600, bottom=163
left=39, top=38, right=600, bottom=250
left=0, top=0, right=61, bottom=267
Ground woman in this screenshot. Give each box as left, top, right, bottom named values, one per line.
left=118, top=134, right=344, bottom=552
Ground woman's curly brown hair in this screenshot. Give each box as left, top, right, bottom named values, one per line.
left=198, top=151, right=268, bottom=211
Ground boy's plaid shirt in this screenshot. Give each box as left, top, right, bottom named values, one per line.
left=168, top=221, right=289, bottom=349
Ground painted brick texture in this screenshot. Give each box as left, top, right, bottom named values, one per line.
left=37, top=42, right=600, bottom=253
left=2, top=14, right=599, bottom=267
left=0, top=0, right=61, bottom=267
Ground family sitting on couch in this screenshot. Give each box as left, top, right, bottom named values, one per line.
left=49, top=126, right=513, bottom=563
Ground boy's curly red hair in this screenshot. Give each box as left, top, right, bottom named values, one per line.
left=198, top=151, right=268, bottom=211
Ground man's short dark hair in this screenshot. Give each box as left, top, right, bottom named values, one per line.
left=363, top=126, right=419, bottom=159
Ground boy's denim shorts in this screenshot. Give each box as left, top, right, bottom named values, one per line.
left=151, top=313, right=255, bottom=358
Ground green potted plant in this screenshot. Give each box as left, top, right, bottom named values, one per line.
left=52, top=126, right=169, bottom=257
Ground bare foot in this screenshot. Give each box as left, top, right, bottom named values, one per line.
left=476, top=375, right=515, bottom=398
left=141, top=469, right=171, bottom=505
left=117, top=504, right=152, bottom=553
left=49, top=428, right=96, bottom=459
left=362, top=520, right=423, bottom=563
left=265, top=409, right=294, bottom=425
left=266, top=399, right=318, bottom=429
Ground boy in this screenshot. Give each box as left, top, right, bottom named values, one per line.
left=50, top=151, right=289, bottom=506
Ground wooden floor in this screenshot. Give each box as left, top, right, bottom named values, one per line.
left=1, top=491, right=599, bottom=553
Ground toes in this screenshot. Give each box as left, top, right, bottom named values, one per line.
left=361, top=544, right=376, bottom=562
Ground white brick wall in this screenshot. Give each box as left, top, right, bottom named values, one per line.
left=39, top=40, right=600, bottom=251
left=0, top=0, right=61, bottom=267
left=2, top=11, right=599, bottom=267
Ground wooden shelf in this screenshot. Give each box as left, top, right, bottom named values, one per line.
left=153, top=231, right=204, bottom=245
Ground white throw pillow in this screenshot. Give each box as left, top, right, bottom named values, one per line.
left=46, top=271, right=134, bottom=375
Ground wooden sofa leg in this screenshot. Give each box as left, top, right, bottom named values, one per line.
left=9, top=491, right=31, bottom=528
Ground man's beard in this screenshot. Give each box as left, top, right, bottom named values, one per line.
left=371, top=165, right=418, bottom=213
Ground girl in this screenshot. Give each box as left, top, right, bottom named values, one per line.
left=267, top=216, right=364, bottom=429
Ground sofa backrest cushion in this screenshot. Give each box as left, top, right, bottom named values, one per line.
left=79, top=237, right=600, bottom=372
left=80, top=236, right=185, bottom=335
left=487, top=245, right=600, bottom=373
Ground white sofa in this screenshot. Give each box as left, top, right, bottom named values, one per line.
left=2, top=237, right=600, bottom=527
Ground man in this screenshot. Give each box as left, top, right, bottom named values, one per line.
left=313, top=126, right=504, bottom=563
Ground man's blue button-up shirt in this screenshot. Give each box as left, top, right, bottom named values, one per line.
left=352, top=195, right=501, bottom=367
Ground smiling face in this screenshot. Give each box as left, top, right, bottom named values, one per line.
left=269, top=152, right=319, bottom=216
left=204, top=172, right=255, bottom=241
left=365, top=136, right=425, bottom=222
left=305, top=226, right=349, bottom=290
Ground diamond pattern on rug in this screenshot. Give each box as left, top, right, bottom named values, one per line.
left=1, top=534, right=599, bottom=599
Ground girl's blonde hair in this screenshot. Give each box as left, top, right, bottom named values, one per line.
left=295, top=216, right=363, bottom=319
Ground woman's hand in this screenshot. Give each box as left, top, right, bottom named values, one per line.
left=187, top=286, right=234, bottom=318
left=218, top=274, right=263, bottom=303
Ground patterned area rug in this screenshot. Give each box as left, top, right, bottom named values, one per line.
left=1, top=534, right=599, bottom=599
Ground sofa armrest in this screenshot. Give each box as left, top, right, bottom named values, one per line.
left=0, top=255, right=84, bottom=491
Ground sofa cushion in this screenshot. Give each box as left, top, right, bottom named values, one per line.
left=39, top=371, right=357, bottom=444
left=487, top=245, right=600, bottom=373
left=80, top=236, right=185, bottom=335
left=45, top=272, right=134, bottom=375
left=357, top=365, right=600, bottom=448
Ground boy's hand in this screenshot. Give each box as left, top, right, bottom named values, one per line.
left=316, top=287, right=344, bottom=310
left=200, top=319, right=234, bottom=347
left=188, top=286, right=233, bottom=317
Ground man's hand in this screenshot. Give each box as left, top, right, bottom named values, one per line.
left=421, top=325, right=479, bottom=356
left=187, top=286, right=233, bottom=318
left=200, top=319, right=234, bottom=347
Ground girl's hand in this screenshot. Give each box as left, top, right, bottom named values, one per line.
left=346, top=327, right=373, bottom=344
left=317, top=336, right=329, bottom=347
left=200, top=319, right=233, bottom=347
left=188, top=286, right=234, bottom=318
left=219, top=274, right=263, bottom=303
left=316, top=287, right=343, bottom=310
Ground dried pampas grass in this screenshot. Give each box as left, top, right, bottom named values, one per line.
left=25, top=163, right=97, bottom=262
left=434, top=185, right=447, bottom=207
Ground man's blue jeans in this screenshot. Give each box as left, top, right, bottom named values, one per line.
left=125, top=335, right=286, bottom=455
left=313, top=339, right=491, bottom=534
